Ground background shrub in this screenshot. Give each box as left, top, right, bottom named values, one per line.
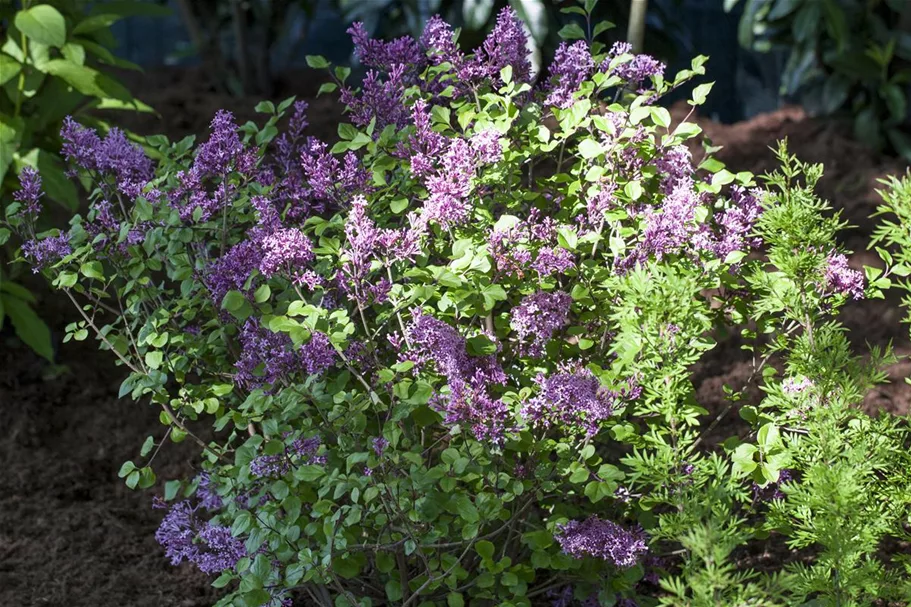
left=9, top=1, right=911, bottom=605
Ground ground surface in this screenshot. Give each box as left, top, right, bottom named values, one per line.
left=1, top=71, right=909, bottom=606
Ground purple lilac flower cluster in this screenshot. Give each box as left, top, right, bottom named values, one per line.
left=338, top=195, right=420, bottom=305
left=235, top=320, right=336, bottom=390
left=372, top=437, right=389, bottom=457
left=712, top=186, right=764, bottom=260
left=782, top=376, right=814, bottom=394
left=407, top=311, right=510, bottom=443
left=205, top=240, right=262, bottom=304
left=341, top=64, right=410, bottom=130
left=21, top=233, right=71, bottom=272
left=169, top=110, right=255, bottom=222
left=824, top=253, right=864, bottom=299
left=348, top=22, right=423, bottom=71
left=524, top=365, right=639, bottom=436
left=403, top=99, right=447, bottom=178
left=489, top=211, right=576, bottom=279
left=544, top=41, right=594, bottom=109
left=14, top=166, right=43, bottom=218
left=602, top=42, right=665, bottom=92
left=196, top=472, right=223, bottom=511
left=250, top=434, right=324, bottom=479
left=510, top=291, right=572, bottom=357
left=155, top=500, right=245, bottom=574
left=342, top=7, right=531, bottom=130
left=300, top=138, right=371, bottom=211
left=753, top=469, right=795, bottom=502
left=258, top=227, right=314, bottom=278
left=271, top=100, right=310, bottom=208
left=421, top=129, right=504, bottom=231
left=556, top=516, right=648, bottom=568
left=622, top=148, right=765, bottom=269
left=61, top=117, right=153, bottom=200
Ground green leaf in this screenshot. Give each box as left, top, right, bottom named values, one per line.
left=0, top=114, right=24, bottom=186
left=568, top=463, right=589, bottom=484
left=691, top=82, right=714, bottom=106
left=449, top=494, right=479, bottom=523
left=480, top=284, right=507, bottom=309
left=56, top=272, right=78, bottom=288
left=578, top=138, right=602, bottom=159
left=882, top=83, right=906, bottom=123
left=820, top=75, right=849, bottom=115
left=61, top=42, right=85, bottom=65
left=3, top=294, right=54, bottom=361
left=125, top=469, right=140, bottom=489
left=499, top=65, right=513, bottom=85
left=117, top=460, right=136, bottom=478
left=164, top=480, right=180, bottom=500
left=792, top=3, right=820, bottom=43
left=887, top=129, right=911, bottom=162
left=221, top=290, right=252, bottom=320
left=0, top=54, right=22, bottom=86
left=90, top=1, right=172, bottom=17
left=624, top=181, right=643, bottom=201
left=731, top=443, right=758, bottom=475
left=254, top=100, right=275, bottom=114
left=757, top=423, right=780, bottom=450
left=140, top=436, right=155, bottom=457
left=254, top=284, right=271, bottom=303
left=42, top=59, right=111, bottom=98
left=768, top=0, right=801, bottom=20
left=558, top=23, right=586, bottom=40
left=15, top=5, right=67, bottom=48
left=854, top=107, right=882, bottom=149
left=593, top=21, right=615, bottom=38
left=80, top=261, right=104, bottom=280
left=390, top=198, right=408, bottom=214
left=295, top=465, right=325, bottom=483
left=73, top=14, right=121, bottom=35
left=385, top=579, right=403, bottom=601
left=650, top=106, right=671, bottom=128
left=475, top=540, right=495, bottom=560
left=467, top=335, right=498, bottom=356
left=242, top=590, right=271, bottom=607
left=338, top=123, right=358, bottom=141
left=306, top=55, right=329, bottom=69
left=561, top=6, right=587, bottom=16
left=370, top=552, right=393, bottom=574
left=145, top=351, right=163, bottom=370
left=138, top=466, right=156, bottom=489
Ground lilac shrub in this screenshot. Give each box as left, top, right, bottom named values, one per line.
left=11, top=1, right=911, bottom=605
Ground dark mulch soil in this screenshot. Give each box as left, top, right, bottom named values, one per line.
left=2, top=74, right=909, bottom=605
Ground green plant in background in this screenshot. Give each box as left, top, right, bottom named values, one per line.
left=0, top=0, right=160, bottom=361
left=729, top=0, right=911, bottom=160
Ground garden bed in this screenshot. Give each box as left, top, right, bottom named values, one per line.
left=1, top=77, right=908, bottom=605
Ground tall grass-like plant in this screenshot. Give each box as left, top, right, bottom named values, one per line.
left=11, top=1, right=911, bottom=605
